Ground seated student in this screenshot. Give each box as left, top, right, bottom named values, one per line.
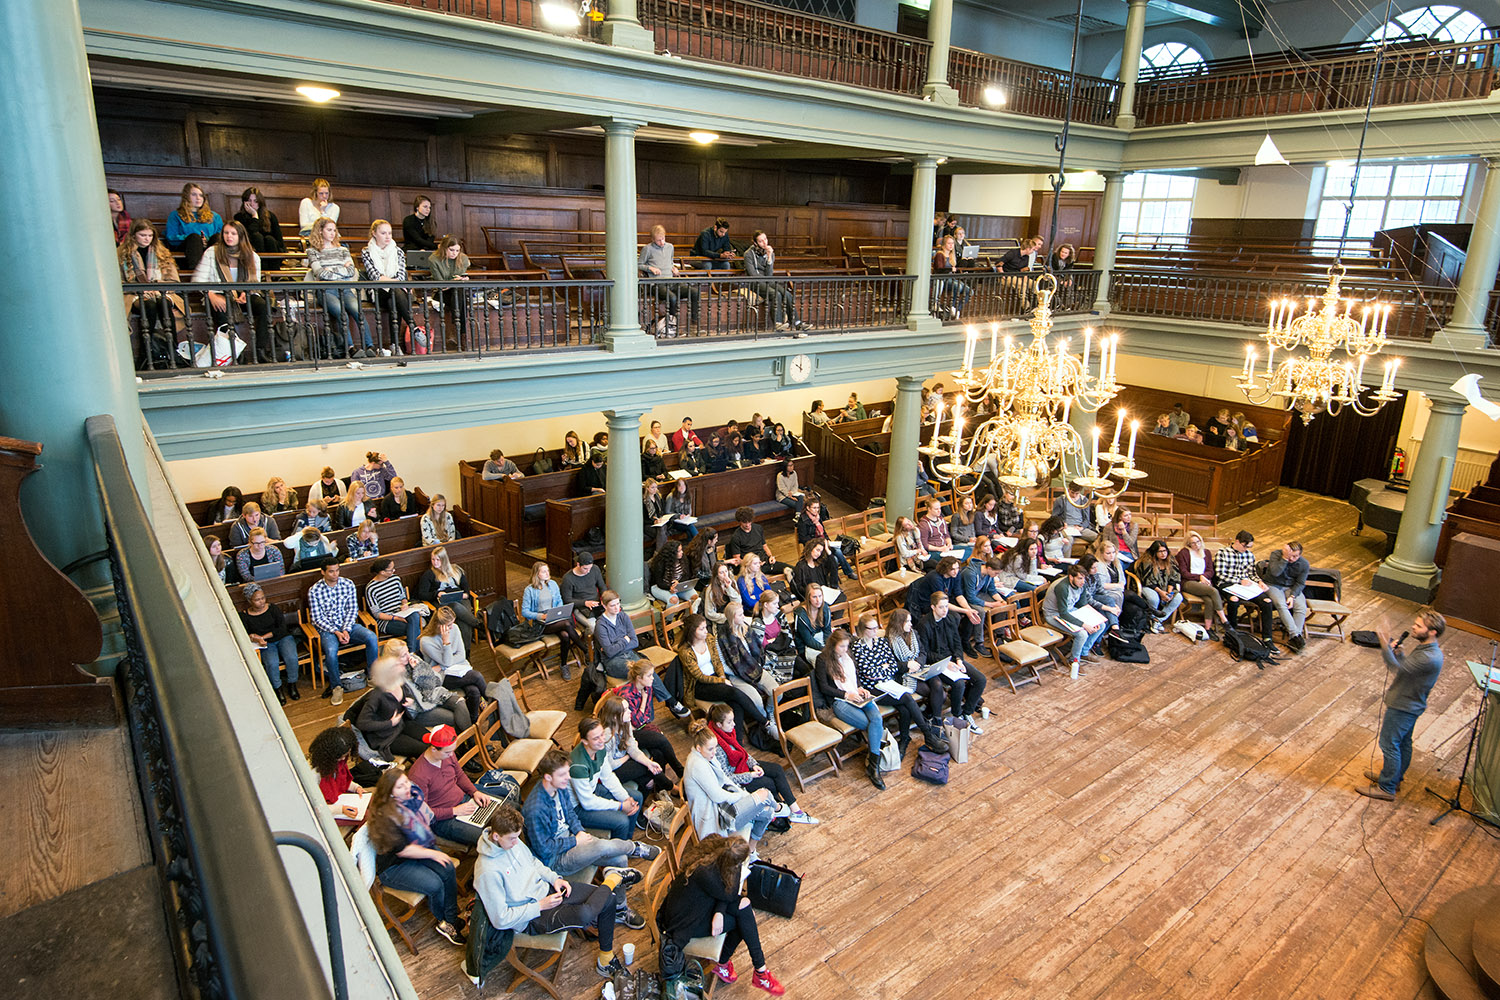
left=1037, top=514, right=1071, bottom=563
left=836, top=392, right=867, bottom=423
left=235, top=527, right=284, bottom=581
left=792, top=583, right=833, bottom=668
left=678, top=437, right=709, bottom=477
left=1089, top=542, right=1149, bottom=630
left=405, top=722, right=495, bottom=848
left=796, top=497, right=854, bottom=580
left=308, top=466, right=346, bottom=507
left=1138, top=540, right=1184, bottom=632
left=595, top=694, right=677, bottom=798
left=685, top=529, right=719, bottom=592
left=894, top=515, right=935, bottom=573
left=345, top=519, right=380, bottom=561
left=1223, top=427, right=1243, bottom=452
left=192, top=221, right=273, bottom=362
left=164, top=182, right=223, bottom=270
left=996, top=537, right=1046, bottom=593
left=670, top=416, right=703, bottom=453
left=806, top=399, right=830, bottom=427
left=420, top=605, right=488, bottom=725
left=703, top=561, right=740, bottom=632
left=650, top=540, right=699, bottom=608
left=420, top=493, right=460, bottom=546
left=1239, top=418, right=1259, bottom=444
left=205, top=486, right=242, bottom=525
left=481, top=447, right=523, bottom=482
left=678, top=613, right=771, bottom=743
left=229, top=501, right=282, bottom=547
left=791, top=539, right=843, bottom=607
left=1001, top=235, right=1044, bottom=273
left=239, top=582, right=300, bottom=704
left=743, top=230, right=809, bottom=332
left=703, top=702, right=816, bottom=825
left=305, top=216, right=375, bottom=358
left=522, top=561, right=582, bottom=678
left=882, top=609, right=938, bottom=727
left=234, top=187, right=286, bottom=264
left=365, top=556, right=426, bottom=649
left=1262, top=540, right=1310, bottom=652
left=261, top=477, right=298, bottom=515
left=691, top=217, right=737, bottom=271
left=644, top=420, right=670, bottom=455
left=1152, top=412, right=1174, bottom=436
left=643, top=479, right=670, bottom=551
left=747, top=591, right=795, bottom=676
left=682, top=722, right=778, bottom=850
left=331, top=481, right=371, bottom=531
left=919, top=498, right=954, bottom=555
left=736, top=554, right=775, bottom=609
left=1214, top=530, right=1275, bottom=642
left=591, top=431, right=610, bottom=464
left=354, top=654, right=429, bottom=762
left=638, top=224, right=701, bottom=328
left=1107, top=507, right=1140, bottom=565
left=605, top=658, right=690, bottom=760
left=641, top=438, right=668, bottom=480
left=561, top=430, right=590, bottom=469
left=959, top=555, right=1008, bottom=655
left=350, top=452, right=397, bottom=501
left=773, top=458, right=805, bottom=515
left=1175, top=529, right=1229, bottom=638
left=719, top=603, right=778, bottom=736
left=308, top=726, right=381, bottom=812
left=1204, top=407, right=1232, bottom=448
left=308, top=561, right=379, bottom=704
left=590, top=589, right=639, bottom=694
left=207, top=536, right=237, bottom=585
left=402, top=195, right=438, bottom=252
left=472, top=805, right=630, bottom=982
left=363, top=768, right=466, bottom=947
left=425, top=233, right=472, bottom=352
left=293, top=498, right=332, bottom=535
left=379, top=477, right=420, bottom=521
left=915, top=591, right=988, bottom=734
left=741, top=425, right=765, bottom=464
left=298, top=177, right=339, bottom=237
left=813, top=630, right=887, bottom=790
left=558, top=550, right=606, bottom=637
left=850, top=611, right=949, bottom=758
left=1042, top=562, right=1107, bottom=673
left=950, top=494, right=979, bottom=551
left=705, top=434, right=732, bottom=474
left=656, top=833, right=786, bottom=997
left=663, top=477, right=697, bottom=541
left=765, top=422, right=796, bottom=459
left=973, top=492, right=999, bottom=539
left=1050, top=483, right=1098, bottom=541
left=110, top=189, right=132, bottom=245
left=286, top=525, right=339, bottom=571
left=931, top=234, right=971, bottom=320
left=389, top=637, right=472, bottom=734
left=578, top=452, right=608, bottom=496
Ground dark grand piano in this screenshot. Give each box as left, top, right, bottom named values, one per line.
left=1349, top=477, right=1409, bottom=555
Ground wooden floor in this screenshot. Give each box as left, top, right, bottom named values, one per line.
left=283, top=489, right=1500, bottom=1000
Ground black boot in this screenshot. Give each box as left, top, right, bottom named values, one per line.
left=866, top=755, right=886, bottom=791
left=923, top=725, right=950, bottom=754
left=897, top=733, right=911, bottom=759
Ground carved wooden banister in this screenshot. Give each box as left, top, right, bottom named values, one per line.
left=0, top=437, right=116, bottom=727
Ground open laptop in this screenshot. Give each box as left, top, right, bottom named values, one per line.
left=438, top=590, right=469, bottom=607
left=541, top=604, right=572, bottom=624
left=452, top=797, right=501, bottom=830
left=916, top=656, right=954, bottom=681
left=251, top=562, right=283, bottom=581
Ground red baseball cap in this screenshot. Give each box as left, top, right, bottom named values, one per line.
left=422, top=725, right=457, bottom=748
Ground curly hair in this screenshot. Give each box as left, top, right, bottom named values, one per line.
left=307, top=726, right=357, bottom=777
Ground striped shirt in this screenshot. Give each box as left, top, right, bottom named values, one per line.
left=365, top=574, right=409, bottom=616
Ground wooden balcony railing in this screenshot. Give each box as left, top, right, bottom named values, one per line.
left=368, top=0, right=555, bottom=29
left=1487, top=290, right=1500, bottom=347
left=948, top=49, right=1119, bottom=125
left=1133, top=34, right=1500, bottom=127
left=1107, top=268, right=1456, bottom=342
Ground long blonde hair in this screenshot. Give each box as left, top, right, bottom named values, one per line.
left=596, top=695, right=633, bottom=746
left=421, top=604, right=456, bottom=641
left=423, top=494, right=453, bottom=543
left=176, top=182, right=213, bottom=224
left=528, top=560, right=550, bottom=591
left=341, top=480, right=366, bottom=513
left=431, top=547, right=460, bottom=585
left=261, top=477, right=297, bottom=511
left=309, top=217, right=340, bottom=251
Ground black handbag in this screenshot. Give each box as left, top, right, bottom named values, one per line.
left=531, top=447, right=553, bottom=475
left=745, top=859, right=802, bottom=918
left=504, top=621, right=544, bottom=646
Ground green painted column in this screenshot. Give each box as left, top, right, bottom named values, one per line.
left=1436, top=158, right=1500, bottom=350
left=1372, top=393, right=1467, bottom=602
left=884, top=375, right=928, bottom=525
left=1115, top=0, right=1149, bottom=129
left=905, top=156, right=940, bottom=331
left=603, top=408, right=648, bottom=610
left=1091, top=171, right=1128, bottom=311
left=0, top=0, right=148, bottom=576
left=604, top=119, right=654, bottom=354
left=923, top=0, right=959, bottom=107
left=602, top=0, right=656, bottom=53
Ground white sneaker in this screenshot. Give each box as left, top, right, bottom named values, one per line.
left=788, top=809, right=819, bottom=825
left=425, top=296, right=443, bottom=314
left=771, top=801, right=790, bottom=819
left=486, top=295, right=503, bottom=309
left=967, top=716, right=984, bottom=736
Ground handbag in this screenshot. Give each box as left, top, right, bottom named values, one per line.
left=531, top=447, right=553, bottom=475
left=503, top=621, right=544, bottom=646
left=745, top=859, right=802, bottom=918
left=876, top=729, right=901, bottom=773
left=942, top=716, right=971, bottom=763
left=911, top=747, right=950, bottom=784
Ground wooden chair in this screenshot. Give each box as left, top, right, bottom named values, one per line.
left=1015, top=589, right=1069, bottom=670
left=1142, top=493, right=1183, bottom=538
left=634, top=607, right=679, bottom=675
left=506, top=929, right=572, bottom=999
left=771, top=677, right=843, bottom=790
left=1305, top=598, right=1353, bottom=641
left=484, top=598, right=551, bottom=683
left=299, top=606, right=378, bottom=691
left=666, top=804, right=697, bottom=877
left=987, top=602, right=1048, bottom=693
left=473, top=700, right=555, bottom=779
left=350, top=825, right=435, bottom=956
left=644, top=823, right=724, bottom=998
left=829, top=593, right=879, bottom=632
left=851, top=537, right=910, bottom=608
left=492, top=661, right=567, bottom=744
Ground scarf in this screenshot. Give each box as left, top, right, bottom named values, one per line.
left=712, top=723, right=750, bottom=774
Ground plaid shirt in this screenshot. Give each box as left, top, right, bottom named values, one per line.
left=609, top=682, right=659, bottom=733
left=1213, top=546, right=1256, bottom=589
left=308, top=577, right=359, bottom=632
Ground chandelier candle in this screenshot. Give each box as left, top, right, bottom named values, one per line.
left=1127, top=421, right=1139, bottom=463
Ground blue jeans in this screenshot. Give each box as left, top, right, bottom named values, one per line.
left=318, top=622, right=378, bottom=686
left=1376, top=707, right=1421, bottom=793
left=321, top=287, right=373, bottom=350
left=431, top=813, right=482, bottom=848
left=833, top=697, right=885, bottom=753
left=1012, top=579, right=1039, bottom=593
left=258, top=634, right=299, bottom=688
left=376, top=614, right=422, bottom=650
left=379, top=857, right=458, bottom=924
left=552, top=834, right=634, bottom=876
left=577, top=789, right=644, bottom=841
left=1142, top=588, right=1184, bottom=621
left=1051, top=617, right=1104, bottom=661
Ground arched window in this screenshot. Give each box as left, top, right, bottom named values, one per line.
left=1140, top=42, right=1205, bottom=73
left=1366, top=5, right=1486, bottom=44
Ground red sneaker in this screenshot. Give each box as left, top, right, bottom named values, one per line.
left=711, top=960, right=737, bottom=984
left=752, top=968, right=785, bottom=995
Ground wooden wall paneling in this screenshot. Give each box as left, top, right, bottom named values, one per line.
left=641, top=157, right=702, bottom=198
left=99, top=115, right=190, bottom=170
left=197, top=123, right=313, bottom=176
left=1029, top=191, right=1100, bottom=249
left=557, top=151, right=605, bottom=191
left=957, top=214, right=1029, bottom=240
left=464, top=143, right=548, bottom=187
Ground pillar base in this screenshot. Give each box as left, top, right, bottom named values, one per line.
left=922, top=83, right=961, bottom=107
left=603, top=326, right=657, bottom=354
left=1114, top=113, right=1137, bottom=130
left=1433, top=324, right=1491, bottom=351
left=602, top=20, right=656, bottom=53
left=905, top=313, right=947, bottom=335
left=1372, top=557, right=1441, bottom=603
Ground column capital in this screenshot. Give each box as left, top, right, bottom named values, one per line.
left=602, top=118, right=647, bottom=136
left=911, top=155, right=941, bottom=170
left=603, top=408, right=648, bottom=427
left=1127, top=0, right=1149, bottom=8
left=896, top=374, right=931, bottom=390
left=1423, top=392, right=1470, bottom=416
left=1100, top=170, right=1131, bottom=183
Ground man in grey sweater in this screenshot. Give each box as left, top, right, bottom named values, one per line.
left=1261, top=541, right=1310, bottom=651
left=1357, top=610, right=1446, bottom=801
left=638, top=225, right=700, bottom=328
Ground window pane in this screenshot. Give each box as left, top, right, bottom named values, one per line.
left=1384, top=199, right=1425, bottom=227
left=1314, top=203, right=1349, bottom=240
left=1390, top=164, right=1431, bottom=198
left=1163, top=203, right=1192, bottom=235
left=1428, top=164, right=1467, bottom=196
left=1123, top=174, right=1144, bottom=199
left=1168, top=175, right=1197, bottom=199
left=1421, top=199, right=1460, bottom=222
left=1354, top=165, right=1392, bottom=198
left=1324, top=164, right=1355, bottom=199
left=1118, top=204, right=1141, bottom=235
left=1142, top=173, right=1172, bottom=198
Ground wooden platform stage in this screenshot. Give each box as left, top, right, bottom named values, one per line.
left=281, top=488, right=1500, bottom=1000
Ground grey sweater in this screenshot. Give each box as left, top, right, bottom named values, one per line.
left=1382, top=640, right=1443, bottom=715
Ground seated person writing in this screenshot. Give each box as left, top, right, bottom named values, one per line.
left=915, top=591, right=988, bottom=734
left=365, top=556, right=426, bottom=649
left=482, top=448, right=524, bottom=481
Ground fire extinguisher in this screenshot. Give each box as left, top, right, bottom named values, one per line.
left=1390, top=447, right=1407, bottom=478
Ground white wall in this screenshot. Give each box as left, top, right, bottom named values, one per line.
left=948, top=171, right=1105, bottom=218
left=167, top=377, right=899, bottom=505
left=1190, top=165, right=1318, bottom=221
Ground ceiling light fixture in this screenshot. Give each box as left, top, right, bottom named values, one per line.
left=688, top=130, right=718, bottom=145
left=539, top=2, right=582, bottom=29
left=983, top=86, right=1008, bottom=106
left=295, top=85, right=340, bottom=103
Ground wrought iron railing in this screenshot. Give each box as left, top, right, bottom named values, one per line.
left=1133, top=35, right=1500, bottom=127
left=638, top=273, right=914, bottom=339
left=87, top=413, right=333, bottom=1000
left=930, top=269, right=1102, bottom=324
left=1107, top=268, right=1456, bottom=340
left=948, top=50, right=1119, bottom=125
left=124, top=278, right=609, bottom=376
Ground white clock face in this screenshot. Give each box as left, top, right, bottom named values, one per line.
left=789, top=354, right=812, bottom=383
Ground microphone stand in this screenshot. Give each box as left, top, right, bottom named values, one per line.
left=1426, top=639, right=1500, bottom=828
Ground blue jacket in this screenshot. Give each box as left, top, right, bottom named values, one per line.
left=595, top=610, right=637, bottom=663
left=165, top=209, right=223, bottom=249
left=521, top=580, right=564, bottom=622
left=960, top=562, right=995, bottom=607
left=521, top=784, right=582, bottom=869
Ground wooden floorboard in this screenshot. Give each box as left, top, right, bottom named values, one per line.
left=277, top=488, right=1500, bottom=1000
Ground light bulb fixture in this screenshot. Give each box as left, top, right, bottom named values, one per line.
left=295, top=85, right=340, bottom=103
left=983, top=86, right=1008, bottom=106
left=688, top=131, right=718, bottom=145
left=539, top=1, right=582, bottom=29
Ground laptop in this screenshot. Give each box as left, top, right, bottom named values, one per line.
left=541, top=604, right=572, bottom=624
left=252, top=562, right=283, bottom=581
left=298, top=553, right=339, bottom=572
left=916, top=656, right=954, bottom=681
left=453, top=798, right=500, bottom=830
left=438, top=590, right=469, bottom=607
left=960, top=243, right=979, bottom=261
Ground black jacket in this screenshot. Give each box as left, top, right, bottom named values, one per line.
left=234, top=210, right=287, bottom=257
left=578, top=462, right=607, bottom=496
left=915, top=610, right=964, bottom=664
left=402, top=213, right=438, bottom=251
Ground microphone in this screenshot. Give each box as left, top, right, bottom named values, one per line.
left=1393, top=630, right=1410, bottom=648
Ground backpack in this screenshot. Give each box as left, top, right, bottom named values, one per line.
left=1351, top=629, right=1381, bottom=648
left=272, top=318, right=310, bottom=362
left=410, top=325, right=428, bottom=355
left=911, top=747, right=950, bottom=785
left=1119, top=599, right=1152, bottom=635
left=1107, top=631, right=1150, bottom=663
left=1222, top=627, right=1279, bottom=669
left=472, top=770, right=522, bottom=809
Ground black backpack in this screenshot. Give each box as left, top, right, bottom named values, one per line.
left=1107, top=631, right=1150, bottom=663
left=1222, top=627, right=1279, bottom=669
left=1119, top=599, right=1152, bottom=635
